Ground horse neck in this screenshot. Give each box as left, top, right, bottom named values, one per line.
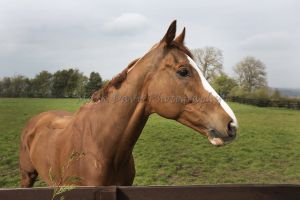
left=88, top=58, right=153, bottom=167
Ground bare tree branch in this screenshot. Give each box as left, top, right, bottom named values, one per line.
left=234, top=56, right=267, bottom=92
left=191, top=47, right=224, bottom=82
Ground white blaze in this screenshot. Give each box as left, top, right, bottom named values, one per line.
left=187, top=56, right=238, bottom=127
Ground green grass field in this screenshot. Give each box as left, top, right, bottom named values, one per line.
left=0, top=98, right=300, bottom=187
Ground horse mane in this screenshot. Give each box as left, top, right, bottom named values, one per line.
left=91, top=42, right=193, bottom=102
left=92, top=58, right=140, bottom=102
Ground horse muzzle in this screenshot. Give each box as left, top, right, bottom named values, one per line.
left=208, top=122, right=237, bottom=147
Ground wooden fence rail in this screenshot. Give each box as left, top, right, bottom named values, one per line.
left=1, top=185, right=300, bottom=200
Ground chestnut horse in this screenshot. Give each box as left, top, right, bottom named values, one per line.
left=19, top=20, right=238, bottom=187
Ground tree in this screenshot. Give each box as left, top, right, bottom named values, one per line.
left=0, top=79, right=4, bottom=97
left=9, top=75, right=30, bottom=97
left=65, top=69, right=83, bottom=97
left=85, top=72, right=103, bottom=97
left=0, top=77, right=12, bottom=97
left=52, top=69, right=83, bottom=97
left=211, top=74, right=237, bottom=99
left=74, top=74, right=88, bottom=98
left=52, top=70, right=69, bottom=97
left=0, top=79, right=2, bottom=96
left=192, top=47, right=224, bottom=82
left=234, top=56, right=267, bottom=92
left=0, top=69, right=103, bottom=98
left=23, top=78, right=34, bottom=97
left=31, top=71, right=53, bottom=97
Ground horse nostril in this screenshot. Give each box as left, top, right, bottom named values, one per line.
left=227, top=122, right=237, bottom=137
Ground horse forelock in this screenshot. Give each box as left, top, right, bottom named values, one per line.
left=168, top=41, right=194, bottom=60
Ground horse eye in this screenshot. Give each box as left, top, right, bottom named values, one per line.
left=177, top=68, right=189, bottom=77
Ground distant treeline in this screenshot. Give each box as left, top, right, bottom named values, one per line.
left=0, top=69, right=103, bottom=98
left=229, top=96, right=300, bottom=110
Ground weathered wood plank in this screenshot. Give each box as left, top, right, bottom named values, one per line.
left=0, top=185, right=299, bottom=200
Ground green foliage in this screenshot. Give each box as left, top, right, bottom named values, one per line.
left=248, top=87, right=272, bottom=99
left=0, top=77, right=12, bottom=96
left=0, top=98, right=300, bottom=187
left=0, top=69, right=103, bottom=98
left=74, top=75, right=88, bottom=98
left=51, top=70, right=70, bottom=97
left=85, top=72, right=102, bottom=98
left=52, top=69, right=85, bottom=98
left=211, top=74, right=237, bottom=98
left=228, top=87, right=300, bottom=109
left=31, top=71, right=53, bottom=97
left=229, top=86, right=249, bottom=98
left=230, top=86, right=279, bottom=99
left=0, top=76, right=31, bottom=97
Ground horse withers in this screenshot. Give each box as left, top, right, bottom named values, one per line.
left=19, top=20, right=238, bottom=187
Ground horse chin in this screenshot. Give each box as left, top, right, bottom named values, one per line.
left=207, top=135, right=235, bottom=147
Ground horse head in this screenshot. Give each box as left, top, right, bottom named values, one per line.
left=141, top=20, right=238, bottom=146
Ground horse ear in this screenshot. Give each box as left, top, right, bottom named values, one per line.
left=160, top=20, right=177, bottom=46
left=174, top=27, right=185, bottom=44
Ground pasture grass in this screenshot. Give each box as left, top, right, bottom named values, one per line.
left=0, top=98, right=300, bottom=187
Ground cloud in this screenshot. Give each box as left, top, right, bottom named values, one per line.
left=238, top=32, right=293, bottom=51
left=103, top=13, right=149, bottom=34
left=0, top=0, right=300, bottom=88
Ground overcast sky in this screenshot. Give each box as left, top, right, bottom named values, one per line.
left=0, top=0, right=299, bottom=88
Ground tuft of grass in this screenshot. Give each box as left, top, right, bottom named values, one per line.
left=50, top=150, right=85, bottom=200
left=0, top=98, right=300, bottom=187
